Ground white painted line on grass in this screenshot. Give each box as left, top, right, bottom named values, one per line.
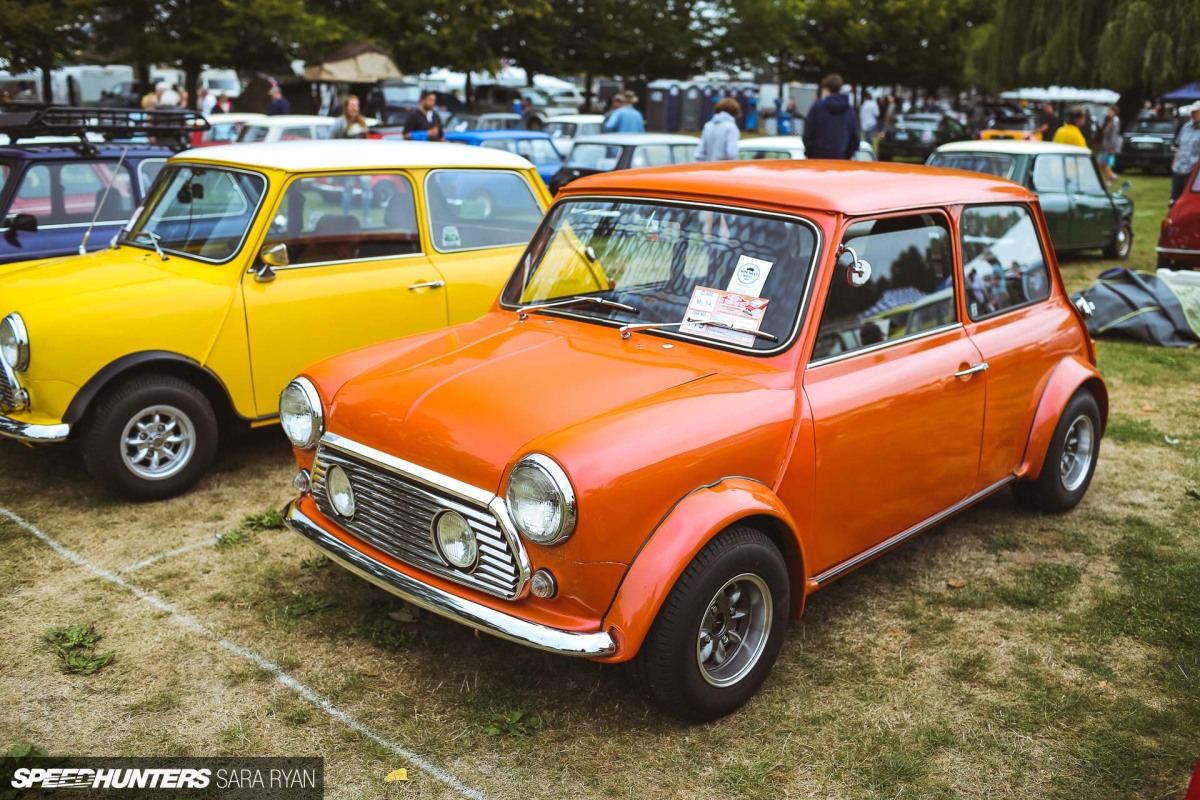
left=120, top=535, right=220, bottom=573
left=0, top=505, right=489, bottom=800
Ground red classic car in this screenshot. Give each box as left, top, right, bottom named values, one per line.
left=279, top=161, right=1106, bottom=720
left=1159, top=160, right=1200, bottom=269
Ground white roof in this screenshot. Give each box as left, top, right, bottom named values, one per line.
left=202, top=112, right=266, bottom=124
left=240, top=115, right=336, bottom=128
left=574, top=133, right=699, bottom=146
left=738, top=136, right=804, bottom=150
left=935, top=140, right=1092, bottom=156
left=545, top=114, right=605, bottom=125
left=173, top=139, right=536, bottom=171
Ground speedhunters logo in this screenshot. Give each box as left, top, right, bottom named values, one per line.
left=2, top=758, right=322, bottom=798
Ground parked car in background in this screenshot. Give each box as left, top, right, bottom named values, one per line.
left=0, top=107, right=196, bottom=266
left=471, top=85, right=576, bottom=128
left=189, top=112, right=265, bottom=147
left=549, top=133, right=698, bottom=194
left=279, top=160, right=1106, bottom=722
left=366, top=81, right=464, bottom=126
left=980, top=106, right=1040, bottom=141
left=0, top=140, right=550, bottom=499
left=737, top=135, right=876, bottom=162
left=1157, top=160, right=1200, bottom=268
left=544, top=114, right=605, bottom=155
left=928, top=140, right=1133, bottom=259
left=238, top=115, right=337, bottom=143
left=445, top=130, right=563, bottom=188
left=474, top=113, right=525, bottom=131
left=1115, top=117, right=1177, bottom=174
left=878, top=113, right=971, bottom=160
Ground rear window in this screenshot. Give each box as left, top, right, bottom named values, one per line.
left=927, top=153, right=1016, bottom=179
left=567, top=143, right=621, bottom=170
left=239, top=125, right=267, bottom=143
left=1129, top=120, right=1175, bottom=135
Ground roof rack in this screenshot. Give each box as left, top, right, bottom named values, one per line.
left=0, top=106, right=208, bottom=152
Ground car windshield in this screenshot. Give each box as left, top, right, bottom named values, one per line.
left=120, top=164, right=267, bottom=262
left=896, top=116, right=939, bottom=130
left=500, top=199, right=819, bottom=352
left=988, top=114, right=1033, bottom=129
left=1129, top=120, right=1175, bottom=135
left=206, top=77, right=239, bottom=91
left=927, top=152, right=1016, bottom=179
left=545, top=122, right=577, bottom=139
left=567, top=144, right=622, bottom=170
left=383, top=85, right=421, bottom=104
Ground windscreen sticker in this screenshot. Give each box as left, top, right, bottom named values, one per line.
left=726, top=254, right=773, bottom=296
left=441, top=225, right=461, bottom=249
left=681, top=286, right=770, bottom=346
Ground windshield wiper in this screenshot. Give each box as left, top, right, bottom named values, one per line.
left=618, top=319, right=779, bottom=343
left=133, top=230, right=168, bottom=261
left=517, top=296, right=640, bottom=321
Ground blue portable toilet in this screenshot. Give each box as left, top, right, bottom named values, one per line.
left=665, top=83, right=683, bottom=132
left=681, top=84, right=701, bottom=131
left=700, top=85, right=716, bottom=124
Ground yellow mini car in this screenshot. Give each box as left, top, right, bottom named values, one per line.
left=0, top=140, right=550, bottom=499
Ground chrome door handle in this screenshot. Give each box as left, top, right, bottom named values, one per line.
left=954, top=362, right=989, bottom=378
left=407, top=280, right=445, bottom=290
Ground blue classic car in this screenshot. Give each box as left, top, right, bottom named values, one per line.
left=444, top=130, right=563, bottom=188
left=0, top=107, right=199, bottom=266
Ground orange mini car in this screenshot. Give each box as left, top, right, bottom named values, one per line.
left=280, top=161, right=1106, bottom=721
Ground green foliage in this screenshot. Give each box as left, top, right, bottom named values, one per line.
left=0, top=743, right=52, bottom=800
left=486, top=711, right=543, bottom=737
left=44, top=624, right=115, bottom=676
left=218, top=507, right=285, bottom=547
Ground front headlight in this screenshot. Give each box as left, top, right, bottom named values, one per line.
left=279, top=378, right=323, bottom=449
left=505, top=453, right=576, bottom=545
left=0, top=313, right=29, bottom=372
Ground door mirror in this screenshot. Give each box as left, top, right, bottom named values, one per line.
left=838, top=243, right=872, bottom=287
left=5, top=213, right=38, bottom=233
left=1119, top=181, right=1132, bottom=194
left=255, top=243, right=288, bottom=282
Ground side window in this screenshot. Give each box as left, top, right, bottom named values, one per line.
left=281, top=127, right=312, bottom=141
left=959, top=204, right=1051, bottom=320
left=1067, top=156, right=1105, bottom=195
left=138, top=159, right=166, bottom=195
left=673, top=144, right=697, bottom=163
left=739, top=149, right=789, bottom=160
left=631, top=145, right=671, bottom=167
left=425, top=170, right=541, bottom=252
left=268, top=173, right=420, bottom=266
left=12, top=162, right=133, bottom=224
left=812, top=213, right=954, bottom=361
left=1032, top=155, right=1065, bottom=192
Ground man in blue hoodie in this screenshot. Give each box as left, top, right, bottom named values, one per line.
left=802, top=74, right=861, bottom=159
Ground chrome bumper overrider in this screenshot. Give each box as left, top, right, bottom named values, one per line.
left=0, top=415, right=70, bottom=442
left=283, top=501, right=618, bottom=658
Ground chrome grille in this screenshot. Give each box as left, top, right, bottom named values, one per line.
left=0, top=369, right=15, bottom=410
left=312, top=442, right=524, bottom=599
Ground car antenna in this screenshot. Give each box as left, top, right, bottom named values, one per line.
left=79, top=146, right=130, bottom=255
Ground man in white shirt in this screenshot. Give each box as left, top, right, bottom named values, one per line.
left=860, top=91, right=880, bottom=143
left=158, top=83, right=181, bottom=108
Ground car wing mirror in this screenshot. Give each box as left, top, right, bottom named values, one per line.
left=1118, top=180, right=1132, bottom=194
left=837, top=243, right=872, bottom=287
left=255, top=243, right=289, bottom=282
left=3, top=213, right=37, bottom=246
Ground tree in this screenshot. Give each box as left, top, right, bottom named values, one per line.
left=0, top=0, right=97, bottom=102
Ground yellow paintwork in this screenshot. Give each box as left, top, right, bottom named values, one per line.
left=0, top=152, right=551, bottom=428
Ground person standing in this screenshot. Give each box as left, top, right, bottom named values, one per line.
left=1038, top=102, right=1060, bottom=141
left=402, top=90, right=444, bottom=141
left=1052, top=107, right=1088, bottom=147
left=332, top=94, right=369, bottom=139
left=603, top=92, right=645, bottom=133
left=198, top=88, right=216, bottom=115
left=214, top=93, right=233, bottom=113
left=1097, top=105, right=1121, bottom=185
left=859, top=91, right=880, bottom=144
left=1171, top=103, right=1200, bottom=203
left=159, top=83, right=181, bottom=108
left=802, top=74, right=860, bottom=159
left=696, top=97, right=741, bottom=161
left=267, top=86, right=290, bottom=116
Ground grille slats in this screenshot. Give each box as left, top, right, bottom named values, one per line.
left=313, top=443, right=522, bottom=598
left=0, top=371, right=15, bottom=410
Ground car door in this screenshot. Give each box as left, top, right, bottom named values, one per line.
left=241, top=171, right=448, bottom=416
left=1065, top=155, right=1115, bottom=247
left=802, top=212, right=986, bottom=578
left=1030, top=155, right=1072, bottom=249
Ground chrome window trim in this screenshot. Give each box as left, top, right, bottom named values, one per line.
left=254, top=251, right=427, bottom=273
left=15, top=220, right=129, bottom=230
left=422, top=168, right=543, bottom=255
left=498, top=194, right=824, bottom=357
left=122, top=163, right=270, bottom=265
left=807, top=322, right=964, bottom=369
left=319, top=431, right=533, bottom=594
left=137, top=157, right=168, bottom=194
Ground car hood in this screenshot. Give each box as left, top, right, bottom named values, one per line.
left=324, top=323, right=721, bottom=494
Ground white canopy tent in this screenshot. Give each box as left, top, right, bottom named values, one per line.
left=999, top=86, right=1120, bottom=104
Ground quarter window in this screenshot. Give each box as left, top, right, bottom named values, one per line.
left=672, top=144, right=698, bottom=163
left=137, top=159, right=166, bottom=194
left=959, top=205, right=1051, bottom=320
left=1066, top=156, right=1105, bottom=195
left=632, top=145, right=672, bottom=168
left=11, top=161, right=134, bottom=224
left=1032, top=155, right=1066, bottom=193
left=268, top=173, right=420, bottom=265
left=425, top=170, right=541, bottom=252
left=812, top=213, right=955, bottom=361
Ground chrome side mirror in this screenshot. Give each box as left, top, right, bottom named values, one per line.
left=838, top=243, right=872, bottom=287
left=1120, top=181, right=1132, bottom=194
left=255, top=243, right=289, bottom=283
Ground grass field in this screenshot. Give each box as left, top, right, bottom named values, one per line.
left=1, top=174, right=1197, bottom=799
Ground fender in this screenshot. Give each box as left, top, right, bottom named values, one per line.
left=1017, top=354, right=1108, bottom=480
left=599, top=478, right=806, bottom=662
left=62, top=350, right=259, bottom=426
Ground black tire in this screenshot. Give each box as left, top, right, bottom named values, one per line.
left=80, top=374, right=218, bottom=501
left=627, top=525, right=789, bottom=722
left=1014, top=391, right=1101, bottom=513
left=1104, top=221, right=1133, bottom=259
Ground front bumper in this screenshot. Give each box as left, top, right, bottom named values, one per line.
left=0, top=415, right=70, bottom=442
left=283, top=501, right=618, bottom=658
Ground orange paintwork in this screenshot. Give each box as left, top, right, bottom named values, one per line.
left=291, top=160, right=1105, bottom=662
